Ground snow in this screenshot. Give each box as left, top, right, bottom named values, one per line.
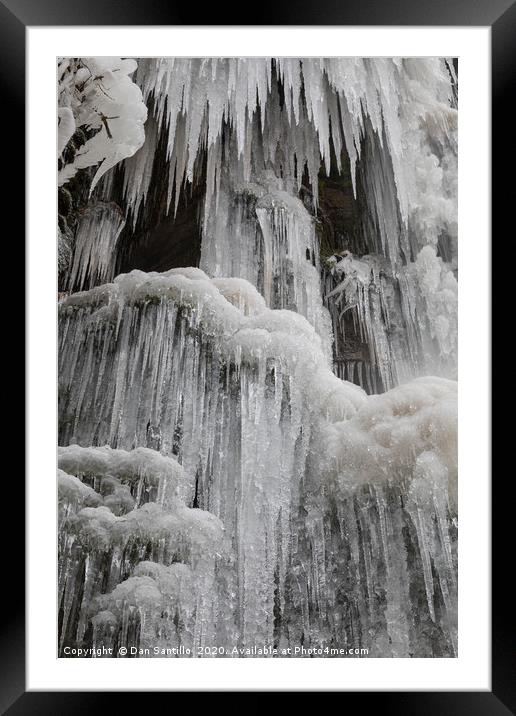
left=58, top=57, right=147, bottom=192
left=58, top=469, right=103, bottom=527
left=58, top=444, right=195, bottom=506
left=212, top=278, right=267, bottom=316
left=58, top=107, right=75, bottom=156
left=326, top=376, right=457, bottom=502
left=65, top=501, right=225, bottom=563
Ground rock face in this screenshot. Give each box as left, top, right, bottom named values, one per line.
left=58, top=57, right=458, bottom=658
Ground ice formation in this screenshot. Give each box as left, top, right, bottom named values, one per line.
left=59, top=269, right=457, bottom=656
left=58, top=57, right=458, bottom=658
left=67, top=202, right=126, bottom=291
left=121, top=58, right=456, bottom=387
left=131, top=59, right=455, bottom=224
left=324, top=247, right=458, bottom=389
left=58, top=473, right=228, bottom=653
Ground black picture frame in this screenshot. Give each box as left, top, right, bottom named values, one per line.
left=8, top=0, right=513, bottom=708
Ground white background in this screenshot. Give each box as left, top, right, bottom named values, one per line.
left=27, top=26, right=491, bottom=691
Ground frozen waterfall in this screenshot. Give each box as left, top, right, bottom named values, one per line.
left=58, top=57, right=458, bottom=658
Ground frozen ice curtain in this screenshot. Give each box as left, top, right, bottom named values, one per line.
left=58, top=57, right=458, bottom=658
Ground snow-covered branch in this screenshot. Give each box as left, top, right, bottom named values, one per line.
left=58, top=57, right=147, bottom=193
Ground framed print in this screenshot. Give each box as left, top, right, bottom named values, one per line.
left=8, top=0, right=512, bottom=707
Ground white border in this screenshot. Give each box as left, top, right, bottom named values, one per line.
left=27, top=26, right=491, bottom=691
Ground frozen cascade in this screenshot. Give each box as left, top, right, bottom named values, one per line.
left=59, top=57, right=457, bottom=388
left=120, top=58, right=455, bottom=386
left=58, top=270, right=457, bottom=656
left=58, top=57, right=457, bottom=658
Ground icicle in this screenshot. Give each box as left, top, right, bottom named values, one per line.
left=67, top=202, right=126, bottom=291
left=121, top=57, right=456, bottom=263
